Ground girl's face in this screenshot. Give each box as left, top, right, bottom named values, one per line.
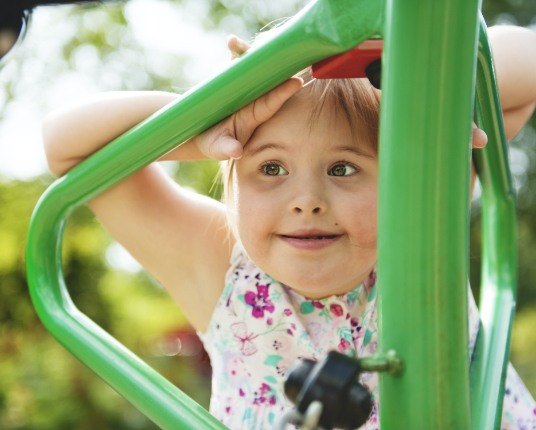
left=233, top=91, right=378, bottom=299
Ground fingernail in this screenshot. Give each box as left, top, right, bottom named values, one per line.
left=478, top=129, right=488, bottom=142
left=226, top=143, right=243, bottom=159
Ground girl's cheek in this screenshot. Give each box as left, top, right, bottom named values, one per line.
left=347, top=195, right=377, bottom=248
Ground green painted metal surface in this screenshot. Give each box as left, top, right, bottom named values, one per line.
left=471, top=18, right=517, bottom=430
left=25, top=0, right=517, bottom=428
left=377, top=0, right=480, bottom=428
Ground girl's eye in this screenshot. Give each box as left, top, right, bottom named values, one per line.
left=260, top=162, right=288, bottom=176
left=328, top=162, right=358, bottom=177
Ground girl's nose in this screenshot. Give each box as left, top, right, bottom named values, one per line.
left=291, top=190, right=327, bottom=215
left=293, top=205, right=322, bottom=215
left=289, top=174, right=327, bottom=215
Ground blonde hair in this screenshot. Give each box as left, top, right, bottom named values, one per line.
left=219, top=68, right=380, bottom=240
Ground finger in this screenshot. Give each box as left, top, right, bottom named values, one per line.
left=228, top=35, right=250, bottom=53
left=234, top=77, right=304, bottom=141
left=221, top=135, right=244, bottom=159
left=227, top=34, right=251, bottom=59
left=206, top=133, right=243, bottom=160
left=471, top=123, right=488, bottom=149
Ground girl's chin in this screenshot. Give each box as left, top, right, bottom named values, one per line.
left=278, top=275, right=363, bottom=299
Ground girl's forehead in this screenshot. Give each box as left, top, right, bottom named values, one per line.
left=246, top=92, right=372, bottom=153
left=256, top=93, right=352, bottom=138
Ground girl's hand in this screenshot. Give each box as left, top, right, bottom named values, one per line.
left=194, top=77, right=303, bottom=160
left=228, top=34, right=250, bottom=60
left=191, top=34, right=302, bottom=160
left=161, top=34, right=301, bottom=162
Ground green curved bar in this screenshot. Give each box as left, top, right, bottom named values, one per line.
left=25, top=0, right=382, bottom=428
left=470, top=18, right=517, bottom=430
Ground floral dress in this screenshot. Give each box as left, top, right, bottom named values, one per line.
left=197, top=242, right=536, bottom=430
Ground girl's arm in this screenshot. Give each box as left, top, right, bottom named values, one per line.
left=43, top=91, right=229, bottom=332
left=43, top=80, right=301, bottom=332
left=43, top=91, right=216, bottom=177
left=488, top=25, right=536, bottom=140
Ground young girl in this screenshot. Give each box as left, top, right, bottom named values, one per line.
left=42, top=25, right=536, bottom=429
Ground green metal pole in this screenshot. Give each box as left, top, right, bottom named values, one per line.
left=378, top=0, right=480, bottom=428
left=471, top=18, right=517, bottom=430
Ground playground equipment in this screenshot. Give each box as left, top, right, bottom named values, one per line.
left=25, top=0, right=516, bottom=428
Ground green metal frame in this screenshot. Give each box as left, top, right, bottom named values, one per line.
left=25, top=0, right=516, bottom=428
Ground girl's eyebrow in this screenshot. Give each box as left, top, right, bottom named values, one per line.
left=245, top=142, right=286, bottom=156
left=334, top=145, right=375, bottom=159
left=245, top=142, right=375, bottom=158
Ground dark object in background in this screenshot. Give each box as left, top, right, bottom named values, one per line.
left=0, top=1, right=104, bottom=60
left=365, top=58, right=381, bottom=89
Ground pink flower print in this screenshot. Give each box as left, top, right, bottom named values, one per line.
left=275, top=355, right=297, bottom=377
left=284, top=308, right=292, bottom=316
left=227, top=355, right=250, bottom=379
left=231, top=322, right=258, bottom=356
left=286, top=322, right=297, bottom=336
left=264, top=332, right=292, bottom=354
left=330, top=303, right=344, bottom=317
left=338, top=338, right=351, bottom=352
left=364, top=268, right=377, bottom=291
left=239, top=388, right=245, bottom=397
left=312, top=300, right=325, bottom=309
left=245, top=284, right=275, bottom=318
left=267, top=318, right=273, bottom=326
left=368, top=402, right=379, bottom=424
left=253, top=383, right=276, bottom=406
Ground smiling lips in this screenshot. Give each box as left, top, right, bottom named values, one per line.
left=278, top=230, right=343, bottom=250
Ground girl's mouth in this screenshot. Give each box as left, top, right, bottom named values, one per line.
left=281, top=234, right=339, bottom=240
left=278, top=233, right=343, bottom=250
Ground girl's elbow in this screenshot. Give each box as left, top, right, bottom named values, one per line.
left=42, top=114, right=72, bottom=177
left=44, top=153, right=80, bottom=177
left=42, top=113, right=61, bottom=158
left=503, top=102, right=536, bottom=141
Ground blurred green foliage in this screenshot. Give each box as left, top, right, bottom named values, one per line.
left=0, top=0, right=535, bottom=429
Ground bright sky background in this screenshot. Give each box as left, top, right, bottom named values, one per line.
left=0, top=0, right=236, bottom=181
left=0, top=0, right=243, bottom=272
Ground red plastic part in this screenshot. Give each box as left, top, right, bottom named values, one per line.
left=312, top=39, right=383, bottom=79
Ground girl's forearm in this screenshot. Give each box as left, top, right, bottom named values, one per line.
left=43, top=91, right=186, bottom=176
left=489, top=25, right=536, bottom=112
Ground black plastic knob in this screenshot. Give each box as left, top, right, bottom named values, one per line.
left=365, top=59, right=382, bottom=90
left=284, top=351, right=373, bottom=430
